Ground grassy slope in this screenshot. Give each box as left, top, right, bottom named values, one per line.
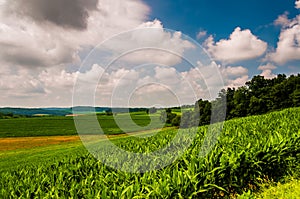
left=0, top=141, right=85, bottom=172
left=0, top=128, right=163, bottom=172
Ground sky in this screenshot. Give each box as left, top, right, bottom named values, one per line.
left=0, top=0, right=299, bottom=107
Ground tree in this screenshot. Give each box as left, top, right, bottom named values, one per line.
left=171, top=115, right=181, bottom=126
left=246, top=75, right=268, bottom=95
left=291, top=88, right=300, bottom=107
left=149, top=107, right=157, bottom=114
left=249, top=96, right=266, bottom=115
left=105, top=109, right=113, bottom=116
left=159, top=73, right=300, bottom=128
left=194, top=99, right=211, bottom=126
left=160, top=109, right=177, bottom=124
left=231, top=87, right=249, bottom=118
left=181, top=111, right=195, bottom=128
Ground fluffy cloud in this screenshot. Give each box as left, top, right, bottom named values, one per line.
left=222, top=66, right=248, bottom=78
left=74, top=61, right=250, bottom=107
left=196, top=30, right=207, bottom=40
left=0, top=64, right=80, bottom=107
left=274, top=12, right=290, bottom=27
left=226, top=75, right=249, bottom=88
left=85, top=65, right=195, bottom=107
left=296, top=0, right=300, bottom=9
left=102, top=66, right=201, bottom=107
left=257, top=63, right=277, bottom=71
left=259, top=70, right=276, bottom=80
left=0, top=0, right=149, bottom=68
left=5, top=0, right=99, bottom=30
left=184, top=64, right=249, bottom=89
left=0, top=0, right=150, bottom=107
left=220, top=66, right=249, bottom=88
left=0, top=56, right=247, bottom=107
left=267, top=14, right=300, bottom=64
left=258, top=63, right=277, bottom=79
left=0, top=67, right=45, bottom=96
left=0, top=0, right=268, bottom=107
left=204, top=27, right=268, bottom=64
left=180, top=63, right=249, bottom=98
left=39, top=68, right=79, bottom=90
left=101, top=20, right=195, bottom=66
left=72, top=60, right=229, bottom=107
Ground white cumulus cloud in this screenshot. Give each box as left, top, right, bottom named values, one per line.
left=204, top=27, right=268, bottom=64
left=296, top=0, right=300, bottom=9
left=101, top=19, right=195, bottom=66
left=220, top=66, right=249, bottom=88
left=274, top=12, right=290, bottom=27
left=0, top=0, right=151, bottom=107
left=258, top=63, right=277, bottom=79
left=222, top=66, right=248, bottom=78
left=196, top=30, right=207, bottom=40
left=267, top=14, right=300, bottom=64
left=0, top=0, right=150, bottom=68
left=259, top=70, right=276, bottom=79
left=258, top=63, right=277, bottom=71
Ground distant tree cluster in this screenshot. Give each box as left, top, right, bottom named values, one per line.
left=146, top=107, right=157, bottom=114
left=0, top=112, right=28, bottom=119
left=167, top=74, right=300, bottom=127
left=160, top=108, right=177, bottom=124
left=224, top=74, right=300, bottom=119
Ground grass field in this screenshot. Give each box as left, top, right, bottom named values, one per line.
left=0, top=107, right=299, bottom=198
left=0, top=112, right=162, bottom=137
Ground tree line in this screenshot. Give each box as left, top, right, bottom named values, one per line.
left=0, top=112, right=30, bottom=119
left=162, top=73, right=300, bottom=127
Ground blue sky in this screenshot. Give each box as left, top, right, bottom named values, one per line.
left=145, top=0, right=297, bottom=40
left=144, top=0, right=300, bottom=76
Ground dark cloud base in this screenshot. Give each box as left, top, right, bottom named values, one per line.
left=7, top=0, right=99, bottom=30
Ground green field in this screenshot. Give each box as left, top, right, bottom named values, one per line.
left=0, top=112, right=162, bottom=137
left=0, top=107, right=299, bottom=198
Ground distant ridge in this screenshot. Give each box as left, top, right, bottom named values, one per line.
left=0, top=108, right=73, bottom=116
left=0, top=107, right=150, bottom=116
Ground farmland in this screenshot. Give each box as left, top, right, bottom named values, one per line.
left=0, top=111, right=162, bottom=138
left=0, top=107, right=299, bottom=198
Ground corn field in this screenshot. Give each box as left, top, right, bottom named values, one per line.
left=1, top=108, right=299, bottom=198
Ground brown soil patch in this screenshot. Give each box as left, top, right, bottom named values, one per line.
left=0, top=127, right=176, bottom=152
left=0, top=136, right=81, bottom=151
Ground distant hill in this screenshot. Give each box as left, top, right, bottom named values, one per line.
left=0, top=107, right=150, bottom=117
left=0, top=108, right=72, bottom=116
